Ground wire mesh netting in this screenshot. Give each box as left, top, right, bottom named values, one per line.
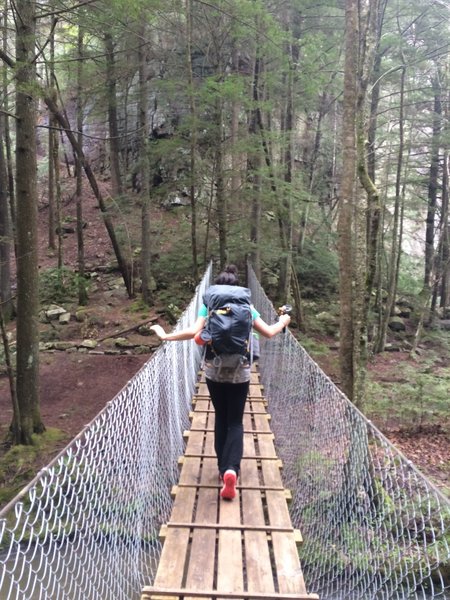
left=1, top=262, right=449, bottom=600
left=248, top=265, right=450, bottom=600
left=0, top=265, right=212, bottom=600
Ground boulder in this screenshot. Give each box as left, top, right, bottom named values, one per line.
left=115, top=337, right=135, bottom=349
left=80, top=339, right=98, bottom=349
left=59, top=312, right=71, bottom=324
left=45, top=305, right=67, bottom=320
left=438, top=320, right=450, bottom=331
left=388, top=316, right=406, bottom=332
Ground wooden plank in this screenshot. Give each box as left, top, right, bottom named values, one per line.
left=272, top=532, right=307, bottom=594
left=143, top=588, right=319, bottom=599
left=167, top=522, right=294, bottom=533
left=185, top=430, right=206, bottom=455
left=189, top=428, right=274, bottom=435
left=184, top=453, right=282, bottom=461
left=266, top=490, right=293, bottom=528
left=152, top=482, right=195, bottom=592
left=241, top=430, right=275, bottom=595
left=192, top=407, right=268, bottom=416
left=217, top=475, right=243, bottom=597
left=144, top=364, right=316, bottom=600
left=184, top=487, right=218, bottom=599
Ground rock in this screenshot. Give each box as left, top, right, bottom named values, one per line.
left=110, top=277, right=124, bottom=290
left=134, top=345, right=151, bottom=355
left=45, top=305, right=67, bottom=320
left=384, top=343, right=400, bottom=352
left=438, top=320, right=450, bottom=331
left=115, top=337, right=135, bottom=348
left=396, top=297, right=414, bottom=311
left=53, top=341, right=76, bottom=351
left=79, top=339, right=98, bottom=349
left=59, top=312, right=71, bottom=324
left=75, top=310, right=88, bottom=322
left=388, top=316, right=406, bottom=332
left=39, top=342, right=55, bottom=351
left=137, top=325, right=152, bottom=336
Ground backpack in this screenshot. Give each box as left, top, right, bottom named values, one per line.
left=203, top=285, right=253, bottom=357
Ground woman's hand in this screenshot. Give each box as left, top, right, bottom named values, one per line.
left=280, top=314, right=291, bottom=327
left=150, top=324, right=167, bottom=340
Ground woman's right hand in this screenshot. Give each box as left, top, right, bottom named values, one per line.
left=150, top=324, right=167, bottom=340
left=280, top=314, right=291, bottom=327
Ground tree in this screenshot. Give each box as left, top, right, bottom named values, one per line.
left=338, top=0, right=359, bottom=402
left=14, top=0, right=45, bottom=443
left=0, top=123, right=12, bottom=321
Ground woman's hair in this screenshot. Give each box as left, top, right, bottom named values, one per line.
left=215, top=264, right=240, bottom=286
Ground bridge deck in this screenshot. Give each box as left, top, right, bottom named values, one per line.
left=142, top=370, right=318, bottom=600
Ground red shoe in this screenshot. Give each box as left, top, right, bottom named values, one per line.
left=220, top=469, right=237, bottom=500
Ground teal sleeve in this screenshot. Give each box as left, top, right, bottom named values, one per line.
left=251, top=307, right=260, bottom=321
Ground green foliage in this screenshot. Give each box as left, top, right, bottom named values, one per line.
left=295, top=240, right=339, bottom=299
left=39, top=267, right=90, bottom=305
left=300, top=336, right=332, bottom=356
left=397, top=254, right=423, bottom=296
left=365, top=364, right=450, bottom=433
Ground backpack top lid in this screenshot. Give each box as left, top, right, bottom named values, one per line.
left=203, top=284, right=251, bottom=309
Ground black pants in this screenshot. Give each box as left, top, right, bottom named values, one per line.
left=206, top=379, right=249, bottom=476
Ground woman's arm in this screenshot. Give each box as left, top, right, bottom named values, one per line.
left=253, top=314, right=291, bottom=338
left=150, top=316, right=206, bottom=342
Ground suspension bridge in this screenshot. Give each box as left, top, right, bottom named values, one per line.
left=0, top=264, right=449, bottom=600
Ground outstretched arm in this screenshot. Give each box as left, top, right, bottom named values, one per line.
left=150, top=316, right=206, bottom=342
left=253, top=314, right=291, bottom=338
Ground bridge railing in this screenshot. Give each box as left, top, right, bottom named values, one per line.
left=248, top=264, right=450, bottom=600
left=0, top=264, right=212, bottom=600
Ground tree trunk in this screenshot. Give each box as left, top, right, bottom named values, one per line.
left=15, top=0, right=45, bottom=443
left=374, top=66, right=406, bottom=353
left=366, top=51, right=383, bottom=300
left=337, top=0, right=359, bottom=401
left=248, top=49, right=262, bottom=278
left=138, top=23, right=152, bottom=305
left=215, top=100, right=227, bottom=269
left=440, top=151, right=449, bottom=310
left=0, top=304, right=18, bottom=440
left=186, top=0, right=199, bottom=282
left=48, top=25, right=57, bottom=252
left=2, top=0, right=14, bottom=238
left=105, top=32, right=123, bottom=198
left=0, top=122, right=12, bottom=321
left=424, top=76, right=442, bottom=288
left=76, top=25, right=87, bottom=305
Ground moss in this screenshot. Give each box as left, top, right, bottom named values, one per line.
left=0, top=428, right=67, bottom=508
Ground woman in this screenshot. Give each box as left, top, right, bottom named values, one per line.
left=151, top=265, right=291, bottom=500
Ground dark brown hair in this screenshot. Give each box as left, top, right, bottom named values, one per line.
left=215, top=264, right=239, bottom=286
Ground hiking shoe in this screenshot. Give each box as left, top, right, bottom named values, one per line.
left=220, top=469, right=237, bottom=500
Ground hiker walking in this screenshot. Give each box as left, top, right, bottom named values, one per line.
left=151, top=265, right=291, bottom=500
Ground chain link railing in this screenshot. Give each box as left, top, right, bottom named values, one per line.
left=0, top=264, right=212, bottom=600
left=248, top=265, right=450, bottom=600
left=1, top=263, right=449, bottom=600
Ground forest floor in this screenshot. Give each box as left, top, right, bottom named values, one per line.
left=0, top=178, right=449, bottom=508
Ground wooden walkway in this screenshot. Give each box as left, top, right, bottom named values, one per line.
left=141, top=369, right=318, bottom=600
